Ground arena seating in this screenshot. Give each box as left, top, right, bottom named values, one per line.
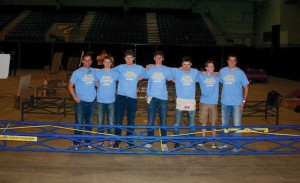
left=85, top=9, right=147, bottom=44
left=156, top=11, right=216, bottom=45
left=5, top=9, right=85, bottom=41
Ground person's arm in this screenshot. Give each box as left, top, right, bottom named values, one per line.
left=140, top=66, right=148, bottom=80
left=68, top=82, right=80, bottom=103
left=240, top=85, right=248, bottom=111
left=145, top=64, right=153, bottom=70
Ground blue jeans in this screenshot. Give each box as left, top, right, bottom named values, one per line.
left=115, top=95, right=137, bottom=143
left=97, top=102, right=115, bottom=134
left=221, top=104, right=242, bottom=145
left=74, top=101, right=95, bottom=145
left=173, top=109, right=196, bottom=135
left=147, top=97, right=168, bottom=144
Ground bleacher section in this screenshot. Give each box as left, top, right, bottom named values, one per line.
left=156, top=11, right=216, bottom=45
left=0, top=9, right=20, bottom=29
left=1, top=8, right=216, bottom=46
left=5, top=9, right=85, bottom=41
left=85, top=9, right=147, bottom=44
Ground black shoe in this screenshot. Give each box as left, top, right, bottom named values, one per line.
left=113, top=142, right=120, bottom=150
left=174, top=143, right=180, bottom=149
left=73, top=144, right=80, bottom=150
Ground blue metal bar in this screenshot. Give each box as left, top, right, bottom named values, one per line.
left=1, top=120, right=299, bottom=154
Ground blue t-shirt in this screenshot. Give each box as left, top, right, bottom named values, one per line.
left=220, top=67, right=249, bottom=105
left=95, top=69, right=119, bottom=103
left=143, top=65, right=173, bottom=100
left=198, top=73, right=219, bottom=104
left=114, top=64, right=145, bottom=99
left=170, top=68, right=200, bottom=99
left=69, top=67, right=96, bottom=102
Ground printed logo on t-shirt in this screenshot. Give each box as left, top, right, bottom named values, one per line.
left=125, top=71, right=137, bottom=80
left=101, top=75, right=113, bottom=86
left=224, top=74, right=234, bottom=84
left=152, top=72, right=164, bottom=82
left=181, top=75, right=193, bottom=85
left=83, top=74, right=94, bottom=84
left=204, top=77, right=215, bottom=87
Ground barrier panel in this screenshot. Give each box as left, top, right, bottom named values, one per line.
left=1, top=120, right=299, bottom=155
left=21, top=97, right=279, bottom=125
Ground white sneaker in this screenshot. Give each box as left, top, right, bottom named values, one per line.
left=211, top=142, right=217, bottom=149
left=144, top=144, right=152, bottom=149
left=218, top=144, right=228, bottom=149
left=198, top=142, right=206, bottom=147
left=162, top=144, right=168, bottom=151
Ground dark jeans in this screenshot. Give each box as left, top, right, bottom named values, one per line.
left=74, top=101, right=95, bottom=145
left=97, top=102, right=115, bottom=134
left=115, top=95, right=137, bottom=143
left=147, top=97, right=168, bottom=144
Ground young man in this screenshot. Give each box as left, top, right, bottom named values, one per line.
left=113, top=49, right=145, bottom=149
left=95, top=55, right=119, bottom=148
left=197, top=60, right=219, bottom=149
left=68, top=53, right=96, bottom=150
left=171, top=56, right=200, bottom=149
left=219, top=54, right=249, bottom=152
left=143, top=51, right=173, bottom=151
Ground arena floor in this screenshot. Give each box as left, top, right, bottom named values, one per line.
left=1, top=69, right=300, bottom=183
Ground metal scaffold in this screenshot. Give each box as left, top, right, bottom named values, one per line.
left=1, top=120, right=300, bottom=155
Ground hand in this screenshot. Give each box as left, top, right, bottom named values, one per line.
left=240, top=102, right=245, bottom=112
left=73, top=97, right=81, bottom=103
left=146, top=64, right=153, bottom=70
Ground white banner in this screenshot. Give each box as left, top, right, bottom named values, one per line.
left=0, top=54, right=10, bottom=79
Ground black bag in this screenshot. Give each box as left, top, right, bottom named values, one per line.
left=295, top=105, right=300, bottom=113
left=267, top=91, right=281, bottom=106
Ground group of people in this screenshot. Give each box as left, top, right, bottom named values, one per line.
left=68, top=49, right=249, bottom=152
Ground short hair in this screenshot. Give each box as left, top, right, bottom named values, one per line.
left=103, top=55, right=113, bottom=62
left=205, top=59, right=214, bottom=67
left=124, top=49, right=135, bottom=57
left=182, top=56, right=192, bottom=63
left=82, top=53, right=92, bottom=60
left=153, top=50, right=164, bottom=57
left=227, top=54, right=238, bottom=60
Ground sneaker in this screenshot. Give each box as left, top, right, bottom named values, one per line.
left=211, top=142, right=217, bottom=149
left=144, top=144, right=152, bottom=149
left=73, top=144, right=80, bottom=150
left=113, top=142, right=120, bottom=150
left=197, top=142, right=206, bottom=147
left=97, top=142, right=103, bottom=147
left=162, top=144, right=168, bottom=152
left=174, top=143, right=180, bottom=149
left=190, top=145, right=197, bottom=150
left=87, top=145, right=92, bottom=149
left=108, top=143, right=114, bottom=149
left=218, top=144, right=228, bottom=149
left=232, top=148, right=241, bottom=152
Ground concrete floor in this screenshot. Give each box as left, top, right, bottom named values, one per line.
left=1, top=69, right=300, bottom=183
